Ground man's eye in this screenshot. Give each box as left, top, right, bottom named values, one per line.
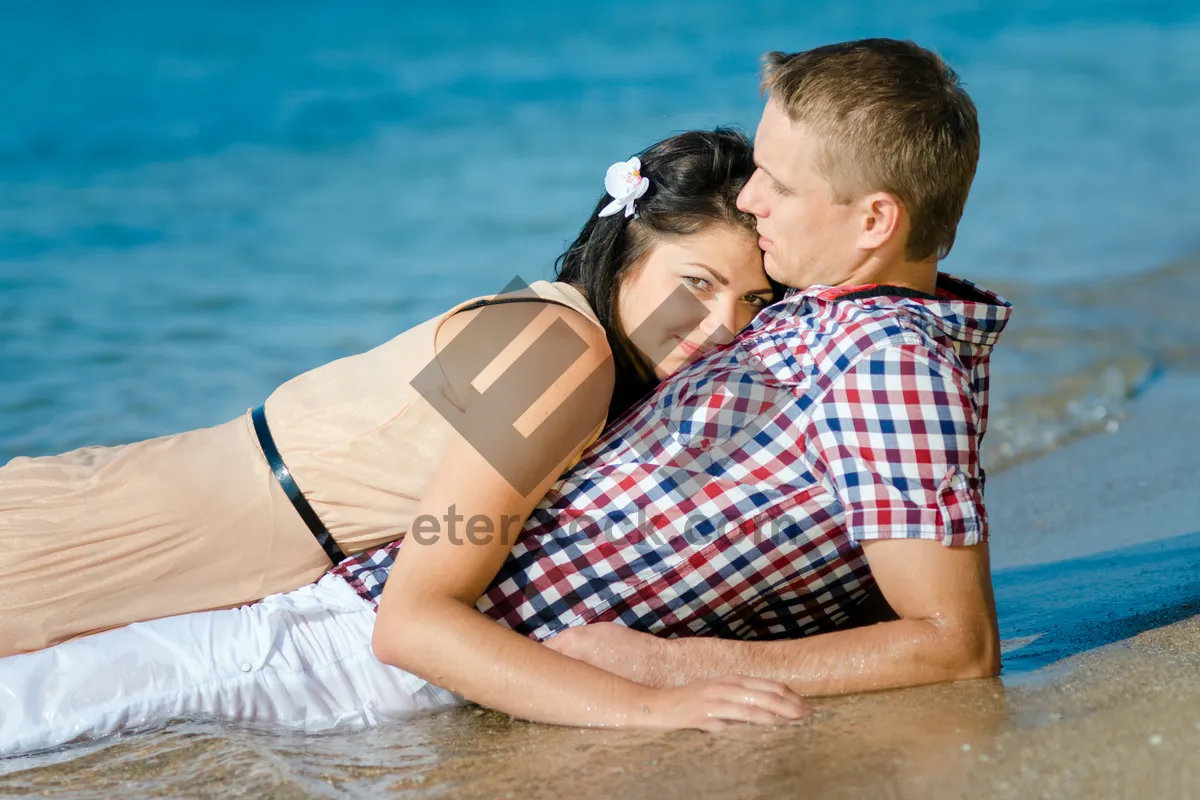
left=770, top=181, right=788, bottom=195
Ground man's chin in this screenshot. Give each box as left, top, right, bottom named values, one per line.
left=763, top=252, right=803, bottom=289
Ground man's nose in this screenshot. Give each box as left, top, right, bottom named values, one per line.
left=736, top=169, right=768, bottom=217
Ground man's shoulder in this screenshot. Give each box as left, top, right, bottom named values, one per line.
left=755, top=298, right=941, bottom=378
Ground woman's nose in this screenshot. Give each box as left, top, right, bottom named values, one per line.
left=697, top=300, right=739, bottom=346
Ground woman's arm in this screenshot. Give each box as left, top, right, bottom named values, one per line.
left=373, top=302, right=807, bottom=730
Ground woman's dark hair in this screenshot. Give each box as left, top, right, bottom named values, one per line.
left=555, top=128, right=779, bottom=421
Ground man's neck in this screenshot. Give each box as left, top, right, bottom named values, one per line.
left=840, top=257, right=938, bottom=296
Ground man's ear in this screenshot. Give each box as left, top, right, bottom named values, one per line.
left=856, top=191, right=905, bottom=251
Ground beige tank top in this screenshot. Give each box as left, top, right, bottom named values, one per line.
left=262, top=280, right=606, bottom=555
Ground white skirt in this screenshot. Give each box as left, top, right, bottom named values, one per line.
left=0, top=573, right=466, bottom=758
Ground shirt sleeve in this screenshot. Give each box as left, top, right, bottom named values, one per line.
left=802, top=342, right=987, bottom=547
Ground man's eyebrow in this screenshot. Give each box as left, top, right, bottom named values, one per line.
left=753, top=160, right=789, bottom=189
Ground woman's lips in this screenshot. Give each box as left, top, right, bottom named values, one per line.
left=677, top=338, right=704, bottom=359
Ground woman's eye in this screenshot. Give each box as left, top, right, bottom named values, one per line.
left=684, top=276, right=712, bottom=291
left=745, top=295, right=770, bottom=308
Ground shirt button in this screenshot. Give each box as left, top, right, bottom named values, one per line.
left=746, top=355, right=763, bottom=368
left=241, top=662, right=253, bottom=673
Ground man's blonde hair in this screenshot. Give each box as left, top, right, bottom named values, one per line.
left=762, top=39, right=979, bottom=262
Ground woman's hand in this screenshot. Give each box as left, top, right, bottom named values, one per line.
left=377, top=300, right=679, bottom=730
left=637, top=676, right=812, bottom=732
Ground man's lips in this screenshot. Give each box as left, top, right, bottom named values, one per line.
left=758, top=234, right=773, bottom=251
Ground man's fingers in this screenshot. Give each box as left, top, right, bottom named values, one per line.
left=692, top=681, right=809, bottom=726
left=726, top=675, right=806, bottom=703
left=702, top=700, right=789, bottom=727
left=729, top=688, right=810, bottom=720
left=720, top=687, right=808, bottom=720
left=710, top=681, right=806, bottom=710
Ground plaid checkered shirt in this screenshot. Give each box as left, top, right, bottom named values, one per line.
left=331, top=273, right=1011, bottom=641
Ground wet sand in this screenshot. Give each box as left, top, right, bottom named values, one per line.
left=1, top=379, right=1197, bottom=799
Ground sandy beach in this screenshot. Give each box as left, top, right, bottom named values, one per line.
left=3, top=359, right=1197, bottom=800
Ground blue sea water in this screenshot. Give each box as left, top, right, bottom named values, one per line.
left=1, top=0, right=1199, bottom=461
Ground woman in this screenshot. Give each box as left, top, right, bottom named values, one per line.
left=0, top=129, right=808, bottom=736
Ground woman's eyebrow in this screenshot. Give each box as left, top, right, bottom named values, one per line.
left=687, top=262, right=773, bottom=296
left=686, top=262, right=729, bottom=286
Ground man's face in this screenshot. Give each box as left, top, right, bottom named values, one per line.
left=737, top=100, right=862, bottom=289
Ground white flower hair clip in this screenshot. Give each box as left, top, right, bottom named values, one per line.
left=598, top=157, right=650, bottom=218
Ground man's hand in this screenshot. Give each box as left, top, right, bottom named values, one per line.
left=546, top=539, right=1000, bottom=697
left=545, top=624, right=817, bottom=724
left=543, top=623, right=672, bottom=688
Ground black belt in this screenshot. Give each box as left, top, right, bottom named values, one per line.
left=251, top=405, right=346, bottom=565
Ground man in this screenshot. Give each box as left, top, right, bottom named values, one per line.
left=0, top=38, right=1009, bottom=754
left=541, top=39, right=1008, bottom=693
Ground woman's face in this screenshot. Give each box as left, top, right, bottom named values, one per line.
left=617, top=223, right=774, bottom=379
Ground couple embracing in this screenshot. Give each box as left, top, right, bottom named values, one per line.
left=0, top=38, right=1010, bottom=754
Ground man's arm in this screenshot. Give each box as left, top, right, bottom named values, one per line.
left=547, top=341, right=1001, bottom=694
left=546, top=539, right=999, bottom=694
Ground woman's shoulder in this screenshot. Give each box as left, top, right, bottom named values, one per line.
left=527, top=280, right=601, bottom=328
left=438, top=281, right=607, bottom=355
left=443, top=281, right=599, bottom=330
left=431, top=281, right=615, bottom=437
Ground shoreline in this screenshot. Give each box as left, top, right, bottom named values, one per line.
left=987, top=370, right=1200, bottom=569
left=393, top=371, right=1200, bottom=799
left=2, top=369, right=1198, bottom=798
left=411, top=371, right=1200, bottom=798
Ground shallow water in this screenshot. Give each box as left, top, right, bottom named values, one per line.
left=995, top=530, right=1200, bottom=676
left=2, top=0, right=1200, bottom=466
left=3, top=0, right=1200, bottom=795
left=984, top=255, right=1200, bottom=469
left=3, top=562, right=1198, bottom=800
